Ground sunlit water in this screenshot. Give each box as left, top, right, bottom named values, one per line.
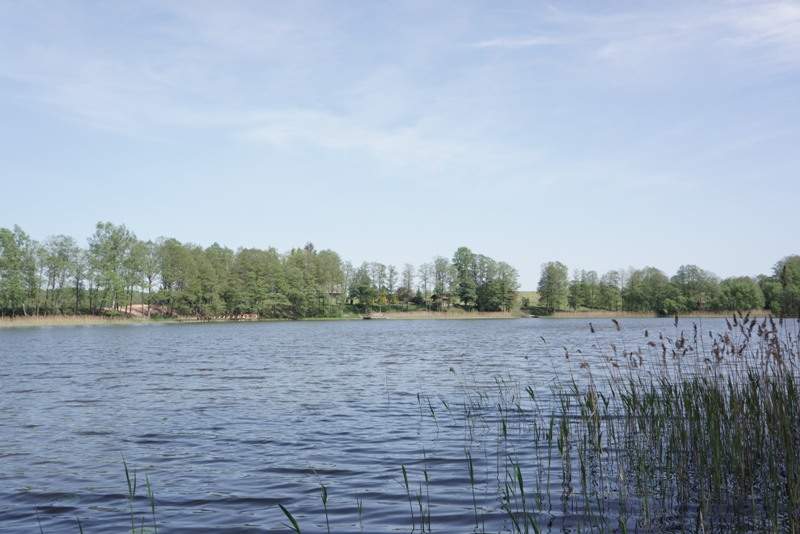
left=0, top=317, right=727, bottom=533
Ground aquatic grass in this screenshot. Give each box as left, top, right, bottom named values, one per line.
left=420, top=457, right=432, bottom=532
left=401, top=465, right=415, bottom=530
left=119, top=458, right=160, bottom=534
left=355, top=495, right=364, bottom=532
left=458, top=313, right=800, bottom=531
left=279, top=503, right=301, bottom=533
left=145, top=475, right=157, bottom=534
left=123, top=456, right=137, bottom=534
left=319, top=484, right=330, bottom=534
left=466, top=448, right=479, bottom=531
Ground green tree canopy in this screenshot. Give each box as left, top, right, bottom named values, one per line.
left=716, top=277, right=764, bottom=311
left=537, top=261, right=569, bottom=311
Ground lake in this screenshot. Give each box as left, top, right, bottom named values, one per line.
left=0, top=317, right=728, bottom=533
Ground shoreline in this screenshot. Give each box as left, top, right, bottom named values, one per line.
left=547, top=309, right=771, bottom=319
left=374, top=310, right=520, bottom=320
left=0, top=311, right=523, bottom=329
left=0, top=309, right=776, bottom=329
left=0, top=315, right=173, bottom=329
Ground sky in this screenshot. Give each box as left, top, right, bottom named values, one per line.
left=0, top=1, right=798, bottom=288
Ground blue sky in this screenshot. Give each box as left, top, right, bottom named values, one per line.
left=1, top=1, right=798, bottom=288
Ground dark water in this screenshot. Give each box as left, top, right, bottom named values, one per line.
left=0, top=317, right=725, bottom=533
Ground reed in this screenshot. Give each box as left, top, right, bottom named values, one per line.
left=355, top=495, right=364, bottom=532
left=419, top=313, right=800, bottom=531
left=279, top=503, right=301, bottom=534
left=319, top=484, right=329, bottom=534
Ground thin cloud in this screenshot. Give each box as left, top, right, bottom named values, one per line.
left=472, top=36, right=563, bottom=49
left=717, top=1, right=800, bottom=66
left=240, top=108, right=543, bottom=179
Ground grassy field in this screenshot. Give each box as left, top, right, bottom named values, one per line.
left=516, top=290, right=539, bottom=306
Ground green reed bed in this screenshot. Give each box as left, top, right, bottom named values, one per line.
left=482, top=313, right=800, bottom=532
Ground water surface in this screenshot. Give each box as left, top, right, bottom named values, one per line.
left=0, top=317, right=722, bottom=532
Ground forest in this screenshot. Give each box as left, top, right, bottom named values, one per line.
left=536, top=258, right=800, bottom=316
left=0, top=223, right=518, bottom=318
left=3, top=222, right=797, bottom=320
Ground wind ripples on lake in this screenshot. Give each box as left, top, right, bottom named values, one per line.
left=0, top=318, right=726, bottom=532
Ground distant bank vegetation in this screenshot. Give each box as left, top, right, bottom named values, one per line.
left=533, top=258, right=800, bottom=316
left=0, top=223, right=518, bottom=319
left=2, top=222, right=797, bottom=321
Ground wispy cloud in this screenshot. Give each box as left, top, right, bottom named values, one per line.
left=1, top=0, right=797, bottom=178
left=242, top=109, right=460, bottom=162
left=239, top=108, right=543, bottom=184
left=718, top=2, right=800, bottom=66
left=472, top=36, right=562, bottom=49
left=472, top=1, right=800, bottom=72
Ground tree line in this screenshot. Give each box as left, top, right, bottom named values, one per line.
left=347, top=246, right=519, bottom=313
left=536, top=258, right=800, bottom=316
left=0, top=223, right=519, bottom=318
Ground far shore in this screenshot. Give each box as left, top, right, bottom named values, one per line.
left=0, top=315, right=165, bottom=329
left=0, top=310, right=522, bottom=329
left=548, top=309, right=771, bottom=319
left=0, top=308, right=776, bottom=329
left=376, top=310, right=519, bottom=320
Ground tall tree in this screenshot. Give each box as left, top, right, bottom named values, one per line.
left=537, top=261, right=569, bottom=311
left=349, top=263, right=376, bottom=312
left=123, top=240, right=147, bottom=314
left=432, top=256, right=452, bottom=309
left=398, top=263, right=415, bottom=305
left=623, top=267, right=681, bottom=314
left=567, top=270, right=582, bottom=310
left=417, top=263, right=433, bottom=305
left=716, top=277, right=764, bottom=311
left=452, top=247, right=477, bottom=310
left=775, top=256, right=800, bottom=316
left=597, top=271, right=622, bottom=310
left=387, top=265, right=397, bottom=303
left=0, top=227, right=27, bottom=315
left=72, top=249, right=88, bottom=314
left=402, top=264, right=414, bottom=292
left=758, top=274, right=783, bottom=313
left=496, top=262, right=519, bottom=311
left=42, top=235, right=78, bottom=313
left=342, top=261, right=355, bottom=305
left=88, top=222, right=135, bottom=312
left=141, top=241, right=160, bottom=316
left=671, top=265, right=720, bottom=311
